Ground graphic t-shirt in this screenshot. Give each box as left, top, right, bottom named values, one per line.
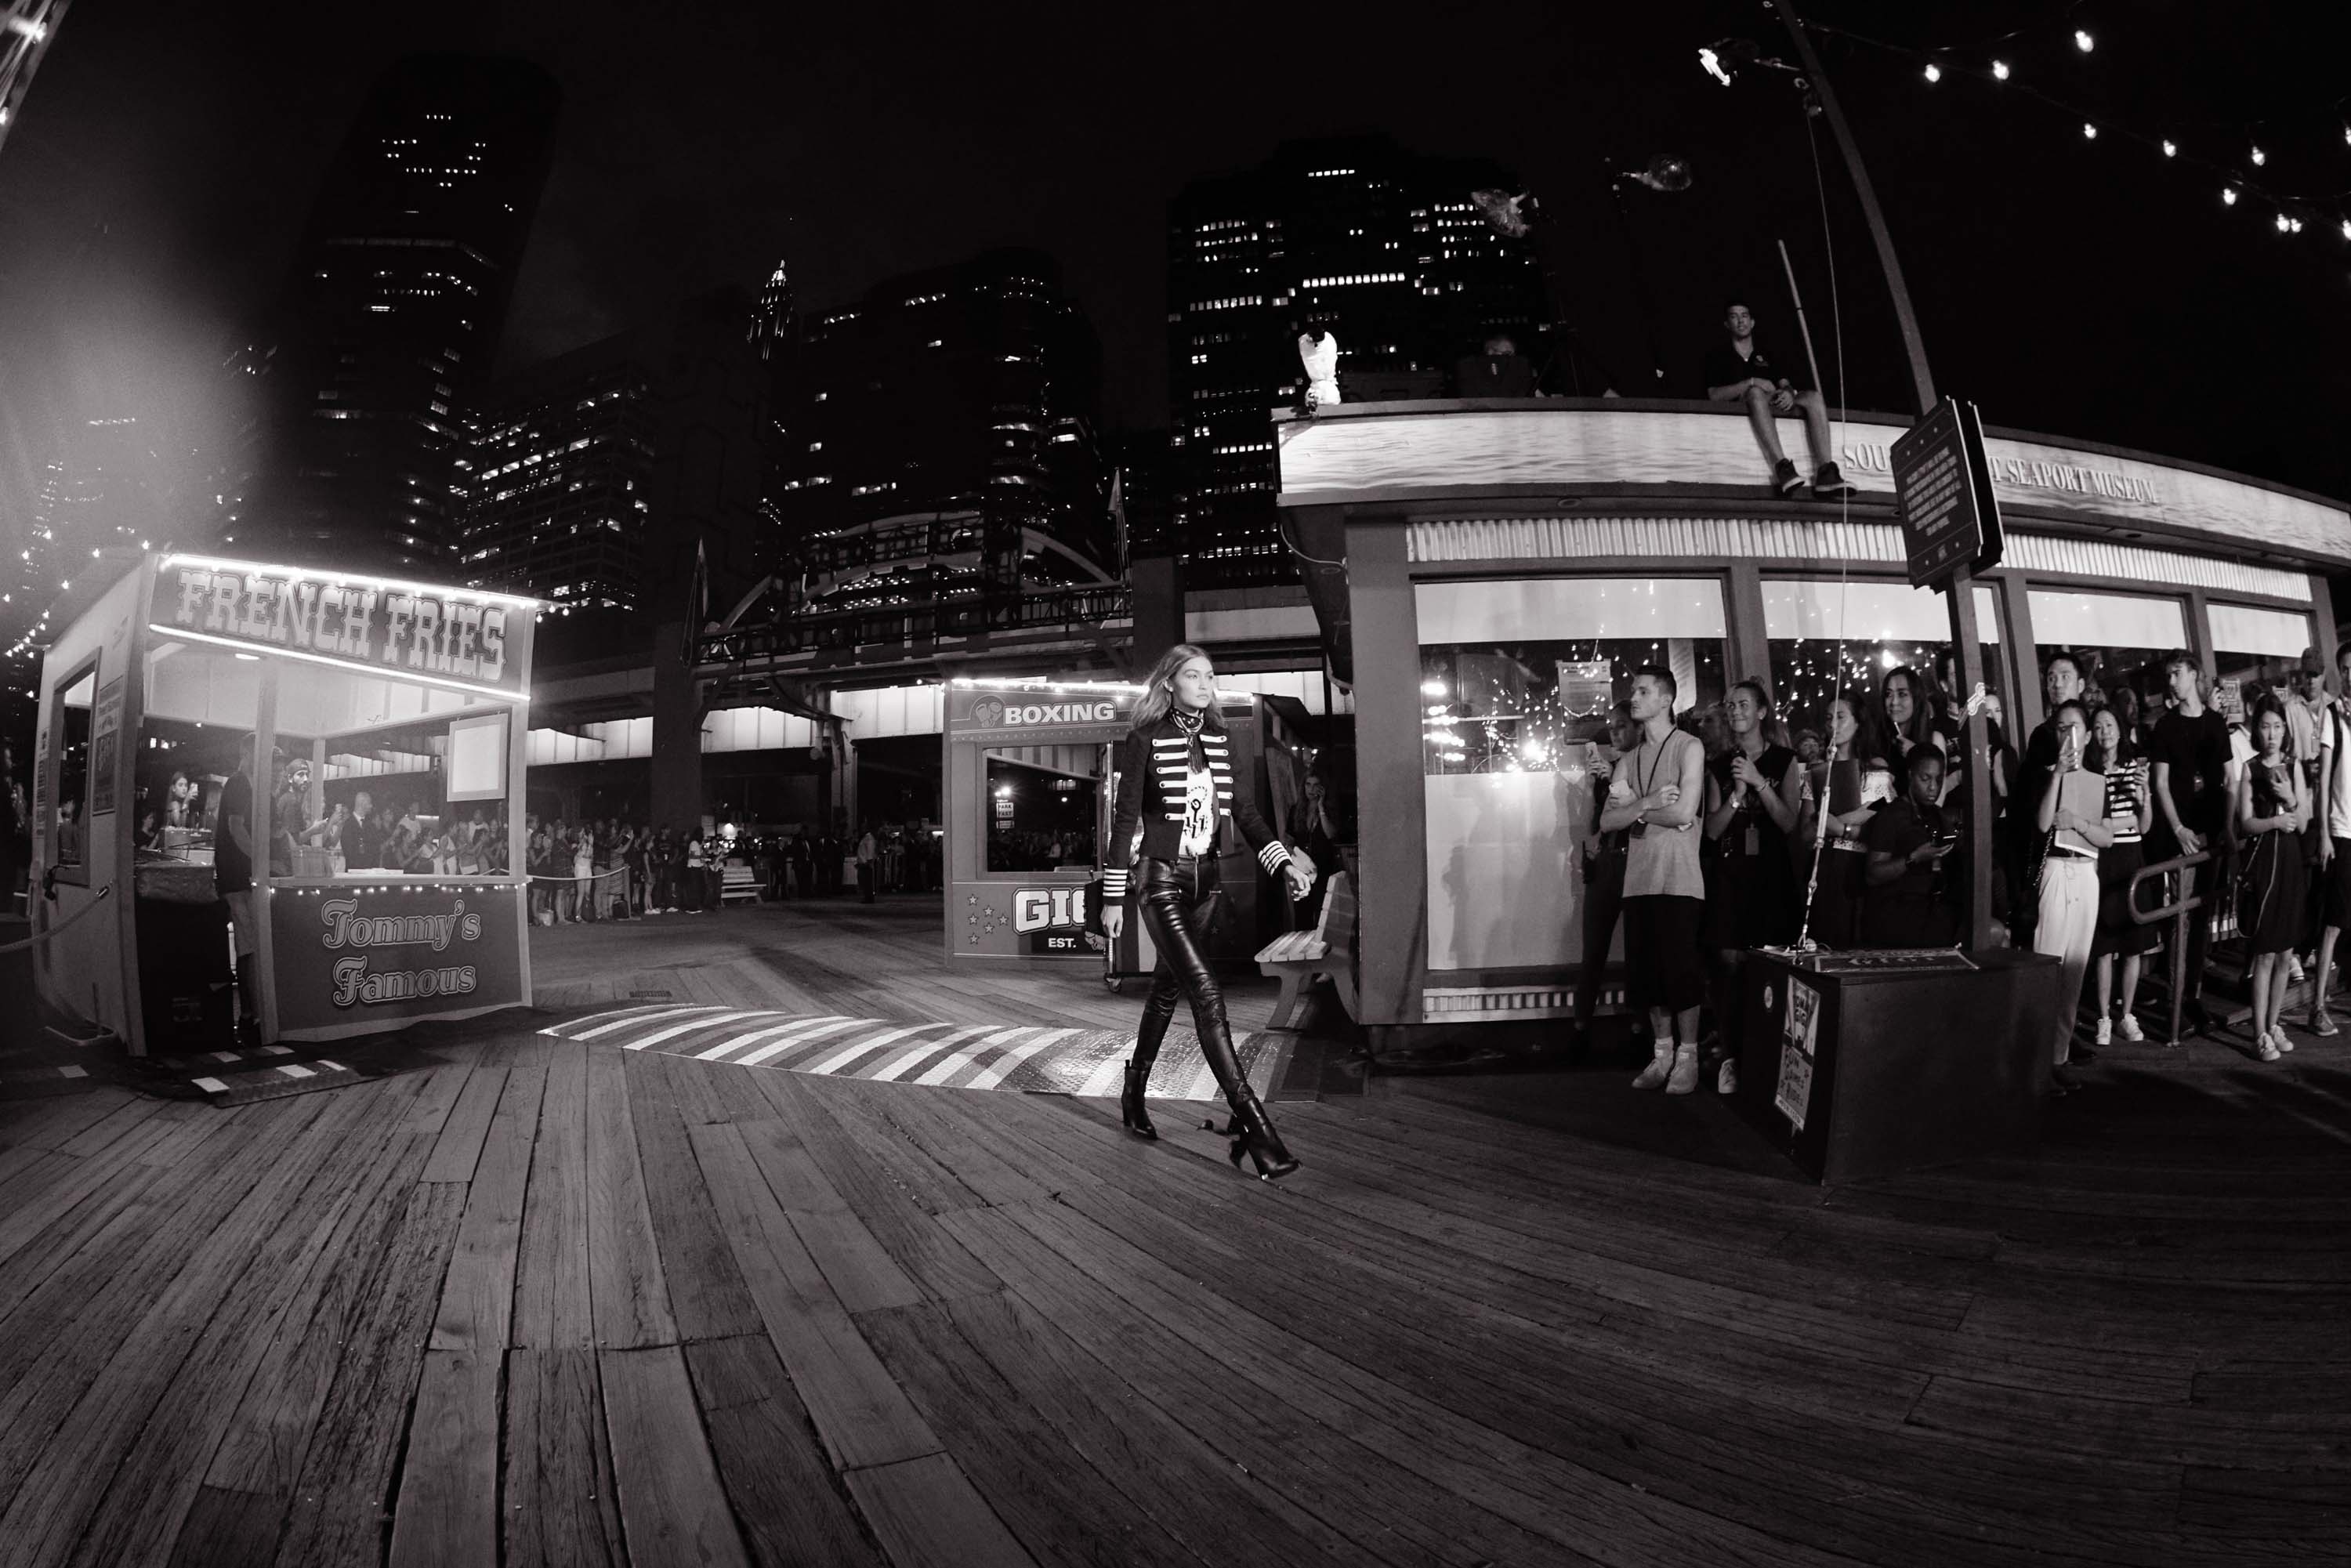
left=1179, top=764, right=1217, bottom=856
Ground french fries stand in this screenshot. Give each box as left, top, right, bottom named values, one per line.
left=27, top=553, right=538, bottom=1053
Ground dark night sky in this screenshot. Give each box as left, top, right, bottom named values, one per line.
left=2, top=0, right=2348, bottom=538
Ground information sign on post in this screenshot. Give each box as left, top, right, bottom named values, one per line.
left=1892, top=397, right=2002, bottom=587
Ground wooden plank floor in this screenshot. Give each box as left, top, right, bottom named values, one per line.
left=0, top=895, right=2343, bottom=1565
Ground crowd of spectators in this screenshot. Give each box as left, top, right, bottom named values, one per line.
left=515, top=817, right=940, bottom=921
left=1577, top=644, right=2342, bottom=1095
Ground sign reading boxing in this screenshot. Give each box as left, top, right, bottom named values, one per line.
left=149, top=559, right=527, bottom=697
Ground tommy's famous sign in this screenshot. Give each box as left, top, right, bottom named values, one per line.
left=151, top=559, right=526, bottom=696
left=320, top=896, right=484, bottom=1009
left=270, top=885, right=523, bottom=1034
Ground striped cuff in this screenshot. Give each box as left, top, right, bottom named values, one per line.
left=1257, top=842, right=1292, bottom=876
left=1101, top=867, right=1129, bottom=902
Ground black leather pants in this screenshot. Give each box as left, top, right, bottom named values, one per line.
left=1132, top=856, right=1244, bottom=1099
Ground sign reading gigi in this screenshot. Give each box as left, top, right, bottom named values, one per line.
left=1013, top=886, right=1087, bottom=932
left=155, top=565, right=516, bottom=691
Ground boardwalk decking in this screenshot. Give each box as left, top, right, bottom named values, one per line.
left=0, top=896, right=2345, bottom=1566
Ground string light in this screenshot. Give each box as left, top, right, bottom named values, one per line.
left=1820, top=18, right=2351, bottom=256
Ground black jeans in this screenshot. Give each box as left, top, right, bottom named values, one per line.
left=1133, top=856, right=1249, bottom=1106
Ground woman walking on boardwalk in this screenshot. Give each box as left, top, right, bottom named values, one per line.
left=1102, top=645, right=1317, bottom=1179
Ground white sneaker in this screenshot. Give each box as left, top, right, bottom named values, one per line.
left=2256, top=1032, right=2283, bottom=1063
left=1716, top=1059, right=1739, bottom=1095
left=1665, top=1048, right=1700, bottom=1095
left=1632, top=1052, right=1672, bottom=1090
left=2275, top=1027, right=2295, bottom=1052
left=2288, top=954, right=2306, bottom=983
left=2117, top=1015, right=2144, bottom=1042
left=2093, top=1016, right=2113, bottom=1046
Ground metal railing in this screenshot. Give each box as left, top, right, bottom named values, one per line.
left=2126, top=848, right=2212, bottom=1048
left=696, top=584, right=1131, bottom=666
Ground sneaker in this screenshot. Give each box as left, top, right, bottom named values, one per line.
left=2117, top=1014, right=2145, bottom=1042
left=1772, top=458, right=1803, bottom=496
left=1811, top=462, right=1857, bottom=499
left=1632, top=1053, right=1672, bottom=1091
left=2288, top=954, right=2306, bottom=983
left=1716, top=1059, right=1739, bottom=1095
left=1665, top=1048, right=1700, bottom=1095
left=2312, top=1010, right=2338, bottom=1037
left=2093, top=1016, right=2113, bottom=1047
left=2275, top=1027, right=2295, bottom=1052
left=2256, top=1032, right=2283, bottom=1063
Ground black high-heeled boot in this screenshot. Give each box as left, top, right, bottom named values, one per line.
left=1204, top=1084, right=1299, bottom=1180
left=1121, top=1059, right=1159, bottom=1139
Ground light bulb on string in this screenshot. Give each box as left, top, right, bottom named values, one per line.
left=2074, top=28, right=2094, bottom=51
left=2223, top=186, right=2239, bottom=205
left=2082, top=122, right=2097, bottom=139
left=1922, top=62, right=1941, bottom=83
left=2340, top=219, right=2351, bottom=241
left=2251, top=146, right=2266, bottom=166
left=2162, top=139, right=2178, bottom=158
left=1990, top=59, right=2010, bottom=80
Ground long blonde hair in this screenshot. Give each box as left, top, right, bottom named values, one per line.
left=1128, top=643, right=1226, bottom=733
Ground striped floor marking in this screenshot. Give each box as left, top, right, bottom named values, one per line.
left=542, top=1007, right=1288, bottom=1102
left=188, top=1060, right=348, bottom=1095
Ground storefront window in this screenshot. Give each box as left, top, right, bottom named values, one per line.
left=51, top=665, right=96, bottom=881
left=2208, top=603, right=2318, bottom=721
left=984, top=750, right=1100, bottom=872
left=2028, top=588, right=2187, bottom=716
left=1415, top=577, right=1726, bottom=973
left=1764, top=580, right=2003, bottom=750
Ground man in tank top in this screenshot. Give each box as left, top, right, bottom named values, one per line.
left=1599, top=667, right=1709, bottom=1094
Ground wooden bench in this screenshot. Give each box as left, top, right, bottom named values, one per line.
left=720, top=861, right=763, bottom=904
left=1254, top=871, right=1357, bottom=1031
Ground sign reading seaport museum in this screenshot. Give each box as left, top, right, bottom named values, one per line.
left=150, top=559, right=525, bottom=696
left=1891, top=397, right=2005, bottom=588
left=270, top=884, right=523, bottom=1035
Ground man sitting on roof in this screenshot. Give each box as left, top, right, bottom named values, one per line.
left=1704, top=296, right=1856, bottom=500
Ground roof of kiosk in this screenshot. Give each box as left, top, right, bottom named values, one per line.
left=1273, top=398, right=2351, bottom=567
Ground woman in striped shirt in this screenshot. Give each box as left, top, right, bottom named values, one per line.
left=2087, top=704, right=2157, bottom=1045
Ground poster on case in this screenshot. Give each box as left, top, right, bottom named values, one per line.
left=1776, top=976, right=1820, bottom=1132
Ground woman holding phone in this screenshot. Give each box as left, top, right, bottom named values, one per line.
left=2033, top=700, right=2114, bottom=1077
left=2087, top=706, right=2157, bottom=1045
left=1102, top=644, right=1315, bottom=1179
left=2236, top=700, right=2308, bottom=1061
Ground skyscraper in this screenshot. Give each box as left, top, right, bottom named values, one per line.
left=460, top=350, right=655, bottom=613
left=763, top=248, right=1108, bottom=627
left=462, top=286, right=770, bottom=633
left=0, top=0, right=69, bottom=160
left=240, top=54, right=560, bottom=575
left=1167, top=135, right=1548, bottom=585
left=749, top=258, right=794, bottom=362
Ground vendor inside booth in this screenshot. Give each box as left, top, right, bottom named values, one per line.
left=30, top=554, right=538, bottom=1054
